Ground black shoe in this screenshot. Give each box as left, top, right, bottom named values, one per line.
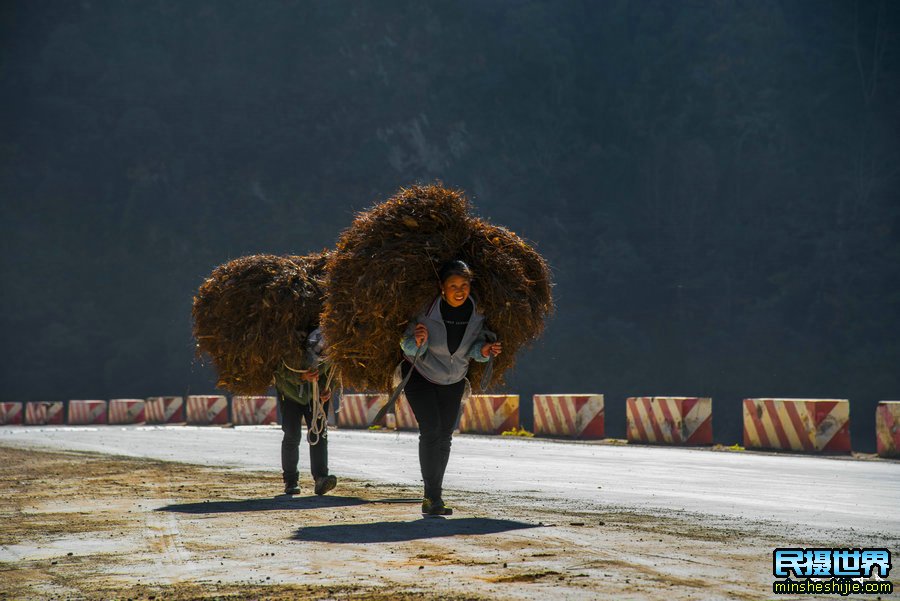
left=422, top=497, right=453, bottom=516
left=314, top=475, right=337, bottom=496
left=283, top=471, right=300, bottom=495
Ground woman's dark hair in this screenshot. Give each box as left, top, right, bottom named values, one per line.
left=438, top=259, right=473, bottom=283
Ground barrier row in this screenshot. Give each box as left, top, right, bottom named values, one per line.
left=336, top=393, right=520, bottom=435
left=0, top=396, right=279, bottom=427
left=336, top=394, right=899, bottom=458
left=2, top=395, right=898, bottom=458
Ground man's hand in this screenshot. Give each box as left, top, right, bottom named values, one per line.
left=319, top=388, right=332, bottom=401
left=414, top=323, right=428, bottom=347
left=301, top=369, right=319, bottom=382
left=481, top=341, right=502, bottom=358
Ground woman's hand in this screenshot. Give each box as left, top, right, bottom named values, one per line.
left=481, top=341, right=502, bottom=358
left=319, top=388, right=332, bottom=401
left=301, top=369, right=319, bottom=382
left=414, top=323, right=428, bottom=347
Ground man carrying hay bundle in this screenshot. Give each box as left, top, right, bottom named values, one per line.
left=322, top=184, right=552, bottom=516
left=273, top=327, right=338, bottom=496
left=193, top=253, right=338, bottom=496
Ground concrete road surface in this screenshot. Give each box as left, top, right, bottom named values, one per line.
left=3, top=425, right=898, bottom=535
left=2, top=425, right=898, bottom=600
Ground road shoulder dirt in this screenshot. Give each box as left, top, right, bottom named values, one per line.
left=1, top=445, right=892, bottom=600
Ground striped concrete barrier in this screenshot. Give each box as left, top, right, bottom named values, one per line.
left=146, top=396, right=185, bottom=424
left=876, top=401, right=900, bottom=458
left=68, top=400, right=108, bottom=425
left=743, top=398, right=851, bottom=453
left=0, top=402, right=23, bottom=425
left=533, top=394, right=605, bottom=439
left=459, top=395, right=519, bottom=435
left=327, top=398, right=336, bottom=426
left=186, top=395, right=229, bottom=425
left=626, top=397, right=713, bottom=445
left=232, top=396, right=277, bottom=425
left=394, top=396, right=418, bottom=430
left=337, top=394, right=388, bottom=428
left=108, top=399, right=146, bottom=424
left=25, top=402, right=64, bottom=425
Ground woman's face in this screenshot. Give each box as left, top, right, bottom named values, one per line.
left=441, top=274, right=471, bottom=307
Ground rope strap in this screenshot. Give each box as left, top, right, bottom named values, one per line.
left=307, top=363, right=335, bottom=447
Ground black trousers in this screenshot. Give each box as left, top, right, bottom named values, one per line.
left=403, top=367, right=465, bottom=501
left=279, top=392, right=329, bottom=482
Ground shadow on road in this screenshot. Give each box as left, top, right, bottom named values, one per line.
left=369, top=497, right=421, bottom=504
left=155, top=495, right=369, bottom=513
left=292, top=518, right=540, bottom=543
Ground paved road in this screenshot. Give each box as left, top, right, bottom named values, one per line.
left=2, top=425, right=898, bottom=538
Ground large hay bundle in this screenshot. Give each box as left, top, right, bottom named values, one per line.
left=322, top=184, right=553, bottom=391
left=192, top=252, right=329, bottom=394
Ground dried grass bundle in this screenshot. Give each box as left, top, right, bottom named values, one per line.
left=460, top=220, right=554, bottom=388
left=192, top=252, right=329, bottom=394
left=322, top=184, right=553, bottom=391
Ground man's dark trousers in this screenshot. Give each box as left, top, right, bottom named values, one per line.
left=279, top=392, right=329, bottom=482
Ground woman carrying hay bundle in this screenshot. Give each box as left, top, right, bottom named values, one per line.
left=399, top=260, right=502, bottom=516
left=322, top=184, right=553, bottom=515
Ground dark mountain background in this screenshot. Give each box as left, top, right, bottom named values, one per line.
left=1, top=1, right=898, bottom=451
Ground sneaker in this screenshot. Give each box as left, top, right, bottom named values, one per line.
left=314, top=475, right=337, bottom=496
left=421, top=497, right=453, bottom=516
left=284, top=480, right=300, bottom=495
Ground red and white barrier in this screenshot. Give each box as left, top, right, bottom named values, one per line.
left=25, top=402, right=64, bottom=425
left=394, top=396, right=419, bottom=430
left=146, top=396, right=185, bottom=424
left=875, top=401, right=900, bottom=458
left=67, top=400, right=108, bottom=425
left=186, top=395, right=229, bottom=425
left=108, top=399, right=145, bottom=424
left=337, top=394, right=388, bottom=428
left=327, top=399, right=336, bottom=426
left=0, top=402, right=23, bottom=425
left=743, top=398, right=851, bottom=453
left=459, top=395, right=519, bottom=435
left=232, top=396, right=277, bottom=425
left=533, top=394, right=605, bottom=439
left=626, top=397, right=713, bottom=445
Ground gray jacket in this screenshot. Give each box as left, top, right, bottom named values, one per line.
left=400, top=296, right=491, bottom=385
